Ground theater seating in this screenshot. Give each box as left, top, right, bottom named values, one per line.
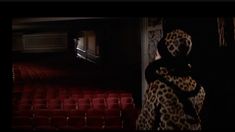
left=12, top=63, right=139, bottom=130
left=12, top=85, right=139, bottom=130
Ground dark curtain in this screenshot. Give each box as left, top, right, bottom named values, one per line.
left=163, top=17, right=235, bottom=130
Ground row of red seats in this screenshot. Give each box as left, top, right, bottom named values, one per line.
left=13, top=109, right=122, bottom=117
left=13, top=96, right=135, bottom=111
left=15, top=92, right=133, bottom=99
left=13, top=115, right=124, bottom=131
left=12, top=109, right=138, bottom=130
left=13, top=64, right=62, bottom=82
left=13, top=85, right=133, bottom=99
left=13, top=86, right=132, bottom=96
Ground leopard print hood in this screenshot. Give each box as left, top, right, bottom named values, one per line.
left=150, top=29, right=194, bottom=79
left=158, top=29, right=192, bottom=59
left=157, top=29, right=195, bottom=92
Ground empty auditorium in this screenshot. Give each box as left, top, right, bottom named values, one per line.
left=11, top=17, right=235, bottom=131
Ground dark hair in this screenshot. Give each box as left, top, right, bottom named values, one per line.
left=157, top=36, right=172, bottom=60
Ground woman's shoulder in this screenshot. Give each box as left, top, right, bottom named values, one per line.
left=145, top=59, right=167, bottom=84
left=146, top=59, right=167, bottom=72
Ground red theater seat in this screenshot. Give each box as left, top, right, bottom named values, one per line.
left=63, top=104, right=77, bottom=111
left=120, top=97, right=134, bottom=104
left=71, top=94, right=83, bottom=100
left=92, top=97, right=106, bottom=105
left=93, top=104, right=106, bottom=110
left=63, top=98, right=76, bottom=104
left=106, top=97, right=121, bottom=110
left=120, top=93, right=132, bottom=98
left=92, top=97, right=106, bottom=110
left=77, top=98, right=91, bottom=111
left=107, top=93, right=120, bottom=98
left=77, top=98, right=90, bottom=104
left=120, top=97, right=135, bottom=108
left=83, top=94, right=94, bottom=99
left=106, top=97, right=120, bottom=104
left=78, top=104, right=91, bottom=111
left=121, top=103, right=135, bottom=110
left=94, top=93, right=106, bottom=98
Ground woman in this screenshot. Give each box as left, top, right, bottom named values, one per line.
left=136, top=29, right=206, bottom=130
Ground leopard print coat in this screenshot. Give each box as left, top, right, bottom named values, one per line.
left=136, top=29, right=205, bottom=130
left=136, top=60, right=206, bottom=130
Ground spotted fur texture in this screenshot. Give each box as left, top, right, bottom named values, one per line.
left=164, top=29, right=192, bottom=57
left=136, top=29, right=205, bottom=130
left=136, top=66, right=205, bottom=130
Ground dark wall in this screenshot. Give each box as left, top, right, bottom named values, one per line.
left=99, top=18, right=142, bottom=106
left=100, top=19, right=141, bottom=67
left=163, top=17, right=235, bottom=130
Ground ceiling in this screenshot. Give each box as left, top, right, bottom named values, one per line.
left=12, top=17, right=107, bottom=25
left=12, top=17, right=112, bottom=31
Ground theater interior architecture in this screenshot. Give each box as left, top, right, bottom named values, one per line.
left=11, top=17, right=235, bottom=130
